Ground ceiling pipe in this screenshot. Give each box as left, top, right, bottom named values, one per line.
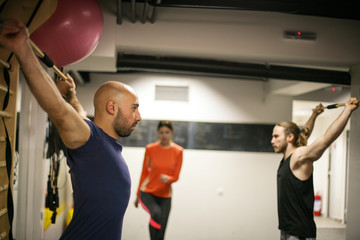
left=116, top=0, right=122, bottom=24
left=146, top=0, right=360, bottom=21
left=141, top=1, right=150, bottom=23
left=147, top=0, right=300, bottom=13
left=131, top=0, right=137, bottom=23
left=149, top=0, right=161, bottom=23
left=116, top=53, right=350, bottom=85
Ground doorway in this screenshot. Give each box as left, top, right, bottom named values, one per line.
left=292, top=100, right=348, bottom=223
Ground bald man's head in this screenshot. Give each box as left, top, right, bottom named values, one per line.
left=94, top=81, right=130, bottom=109
left=93, top=81, right=138, bottom=119
left=92, top=81, right=141, bottom=138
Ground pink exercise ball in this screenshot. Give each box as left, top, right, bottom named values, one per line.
left=30, top=0, right=103, bottom=67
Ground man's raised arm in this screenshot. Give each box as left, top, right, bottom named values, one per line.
left=0, top=19, right=90, bottom=149
left=302, top=103, right=324, bottom=139
left=302, top=97, right=359, bottom=162
left=56, top=74, right=90, bottom=121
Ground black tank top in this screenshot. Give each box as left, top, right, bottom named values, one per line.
left=277, top=154, right=316, bottom=238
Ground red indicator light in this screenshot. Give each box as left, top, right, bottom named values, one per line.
left=332, top=87, right=336, bottom=92
left=297, top=31, right=302, bottom=35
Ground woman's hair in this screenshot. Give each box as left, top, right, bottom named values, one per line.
left=157, top=120, right=174, bottom=131
left=276, top=121, right=310, bottom=147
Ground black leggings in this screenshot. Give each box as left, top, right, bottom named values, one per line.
left=140, top=191, right=172, bottom=240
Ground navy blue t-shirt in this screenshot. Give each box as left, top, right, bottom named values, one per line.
left=60, top=120, right=131, bottom=240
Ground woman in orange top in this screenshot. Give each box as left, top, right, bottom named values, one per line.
left=134, top=120, right=183, bottom=240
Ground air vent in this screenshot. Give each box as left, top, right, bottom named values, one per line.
left=155, top=85, right=189, bottom=101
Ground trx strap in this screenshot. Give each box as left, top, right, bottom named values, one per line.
left=2, top=63, right=10, bottom=110
left=2, top=66, right=14, bottom=240
left=3, top=119, right=13, bottom=240
left=45, top=119, right=67, bottom=224
left=0, top=0, right=8, bottom=15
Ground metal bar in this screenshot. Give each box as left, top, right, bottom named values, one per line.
left=322, top=100, right=359, bottom=109
left=29, top=40, right=67, bottom=80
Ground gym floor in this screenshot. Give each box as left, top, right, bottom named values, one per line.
left=315, top=216, right=345, bottom=228
left=315, top=216, right=346, bottom=240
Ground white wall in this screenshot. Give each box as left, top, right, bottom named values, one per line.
left=77, top=72, right=291, bottom=123
left=346, top=64, right=360, bottom=239
left=123, top=149, right=280, bottom=240
left=16, top=79, right=47, bottom=240
left=75, top=72, right=292, bottom=240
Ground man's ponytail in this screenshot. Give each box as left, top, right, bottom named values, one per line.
left=276, top=122, right=309, bottom=147
left=296, top=127, right=310, bottom=147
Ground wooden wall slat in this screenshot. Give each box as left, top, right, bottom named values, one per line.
left=0, top=0, right=57, bottom=238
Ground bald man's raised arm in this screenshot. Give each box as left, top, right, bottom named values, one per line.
left=0, top=19, right=90, bottom=149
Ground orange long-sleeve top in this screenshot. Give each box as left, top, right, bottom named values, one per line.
left=136, top=142, right=183, bottom=198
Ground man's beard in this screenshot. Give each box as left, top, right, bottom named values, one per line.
left=113, top=109, right=135, bottom=137
left=274, top=142, right=287, bottom=153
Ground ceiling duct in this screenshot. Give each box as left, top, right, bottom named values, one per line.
left=116, top=0, right=122, bottom=24
left=148, top=0, right=301, bottom=12
left=117, top=0, right=138, bottom=23
left=117, top=0, right=161, bottom=24
left=117, top=53, right=351, bottom=85
left=118, top=0, right=360, bottom=24
left=146, top=0, right=360, bottom=21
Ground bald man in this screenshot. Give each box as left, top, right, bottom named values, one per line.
left=0, top=19, right=141, bottom=239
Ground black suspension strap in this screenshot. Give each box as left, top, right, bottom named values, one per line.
left=0, top=0, right=8, bottom=14
left=2, top=118, right=13, bottom=240
left=2, top=65, right=14, bottom=240
left=2, top=63, right=10, bottom=110
left=45, top=119, right=67, bottom=224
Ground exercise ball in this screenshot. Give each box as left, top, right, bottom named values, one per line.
left=30, top=0, right=103, bottom=66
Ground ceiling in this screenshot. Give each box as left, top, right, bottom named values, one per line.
left=67, top=0, right=360, bottom=99
left=108, top=0, right=358, bottom=84
left=118, top=0, right=360, bottom=24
